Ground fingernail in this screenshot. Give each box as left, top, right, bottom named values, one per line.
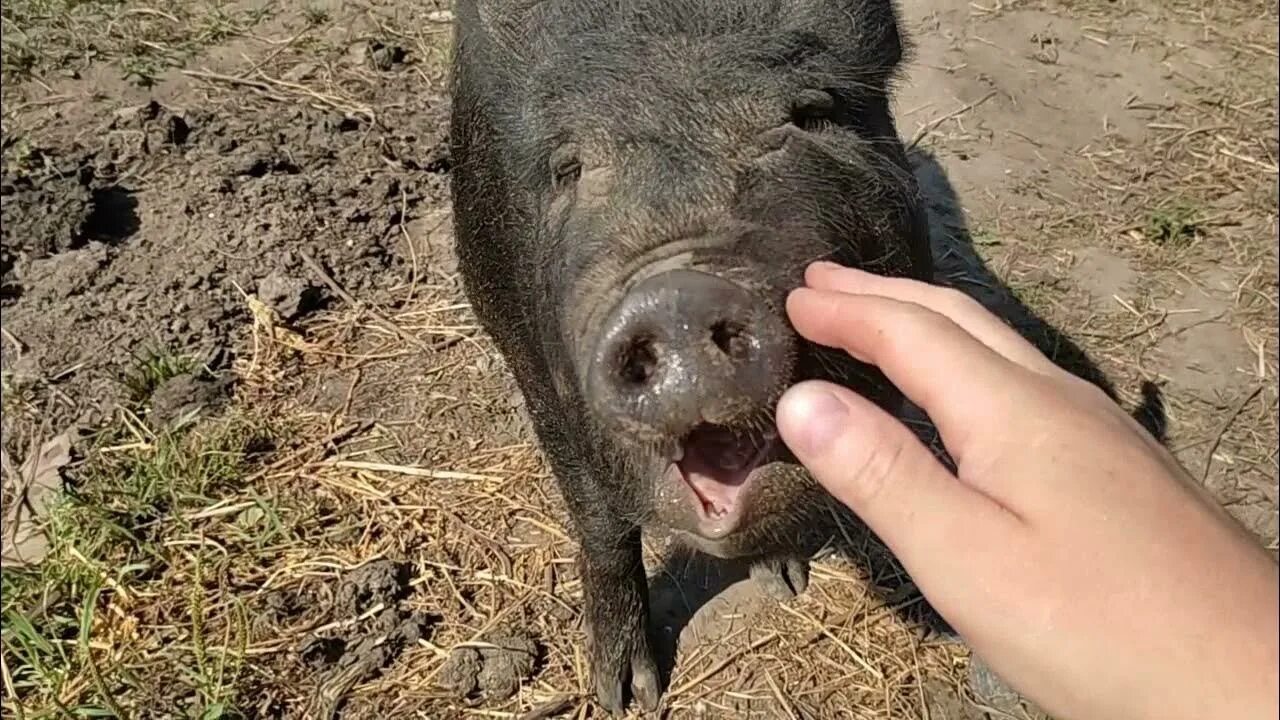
left=778, top=383, right=849, bottom=456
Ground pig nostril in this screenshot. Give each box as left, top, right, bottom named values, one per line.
left=617, top=334, right=659, bottom=386
left=710, top=321, right=752, bottom=361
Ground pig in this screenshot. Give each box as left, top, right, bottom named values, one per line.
left=448, top=0, right=933, bottom=712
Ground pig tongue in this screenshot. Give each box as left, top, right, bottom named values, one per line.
left=678, top=426, right=758, bottom=518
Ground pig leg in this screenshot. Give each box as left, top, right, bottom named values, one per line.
left=573, top=525, right=662, bottom=714
left=749, top=555, right=810, bottom=601
left=517, top=386, right=662, bottom=713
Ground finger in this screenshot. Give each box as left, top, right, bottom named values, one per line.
left=785, top=287, right=1030, bottom=446
left=776, top=380, right=1020, bottom=579
left=804, top=262, right=1059, bottom=375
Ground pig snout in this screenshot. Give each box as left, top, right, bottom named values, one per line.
left=585, top=268, right=794, bottom=436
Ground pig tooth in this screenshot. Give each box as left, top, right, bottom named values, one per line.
left=670, top=443, right=685, bottom=462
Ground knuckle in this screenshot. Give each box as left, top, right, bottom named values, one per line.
left=845, top=430, right=909, bottom=506
left=933, top=285, right=983, bottom=318
left=1056, top=372, right=1112, bottom=406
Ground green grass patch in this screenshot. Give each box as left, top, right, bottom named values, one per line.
left=301, top=5, right=330, bottom=26
left=1, top=409, right=277, bottom=718
left=1143, top=200, right=1202, bottom=248
left=120, top=346, right=201, bottom=404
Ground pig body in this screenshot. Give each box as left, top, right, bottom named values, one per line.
left=448, top=0, right=933, bottom=711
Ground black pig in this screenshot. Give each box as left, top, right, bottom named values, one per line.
left=448, top=0, right=933, bottom=712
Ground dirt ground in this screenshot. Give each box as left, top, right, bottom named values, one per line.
left=1, top=0, right=1275, bottom=718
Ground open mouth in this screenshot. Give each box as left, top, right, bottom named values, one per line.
left=667, top=423, right=777, bottom=537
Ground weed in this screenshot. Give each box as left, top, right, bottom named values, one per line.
left=0, top=40, right=38, bottom=81
left=1144, top=201, right=1202, bottom=247
left=0, top=411, right=276, bottom=717
left=194, top=7, right=240, bottom=44
left=120, top=347, right=199, bottom=403
left=303, top=5, right=330, bottom=25
left=5, top=138, right=43, bottom=173
left=1, top=371, right=38, bottom=413
left=119, top=48, right=164, bottom=87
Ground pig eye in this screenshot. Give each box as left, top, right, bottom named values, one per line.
left=550, top=149, right=582, bottom=191
left=790, top=89, right=837, bottom=131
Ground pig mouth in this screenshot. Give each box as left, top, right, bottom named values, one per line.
left=665, top=423, right=778, bottom=539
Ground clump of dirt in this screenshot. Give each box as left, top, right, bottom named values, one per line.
left=335, top=557, right=412, bottom=615
left=1, top=102, right=187, bottom=275
left=305, top=605, right=432, bottom=675
left=0, top=167, right=85, bottom=268
left=257, top=268, right=323, bottom=322
left=299, top=559, right=435, bottom=718
left=437, top=628, right=540, bottom=702
left=366, top=42, right=408, bottom=71
left=0, top=93, right=449, bottom=441
left=146, top=371, right=233, bottom=429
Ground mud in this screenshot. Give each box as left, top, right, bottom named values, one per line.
left=438, top=628, right=540, bottom=702
left=146, top=370, right=232, bottom=428
left=1, top=92, right=449, bottom=439
left=299, top=559, right=435, bottom=718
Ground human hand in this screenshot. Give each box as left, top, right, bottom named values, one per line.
left=775, top=261, right=1279, bottom=720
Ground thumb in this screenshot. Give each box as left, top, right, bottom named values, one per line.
left=776, top=380, right=1015, bottom=561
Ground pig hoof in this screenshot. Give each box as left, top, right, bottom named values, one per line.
left=592, top=644, right=662, bottom=714
left=750, top=556, right=810, bottom=601
left=630, top=652, right=662, bottom=711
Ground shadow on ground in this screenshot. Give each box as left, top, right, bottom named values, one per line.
left=643, top=147, right=1170, bottom=702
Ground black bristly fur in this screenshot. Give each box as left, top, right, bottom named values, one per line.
left=448, top=0, right=932, bottom=712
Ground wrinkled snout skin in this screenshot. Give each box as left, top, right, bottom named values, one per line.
left=448, top=0, right=933, bottom=712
